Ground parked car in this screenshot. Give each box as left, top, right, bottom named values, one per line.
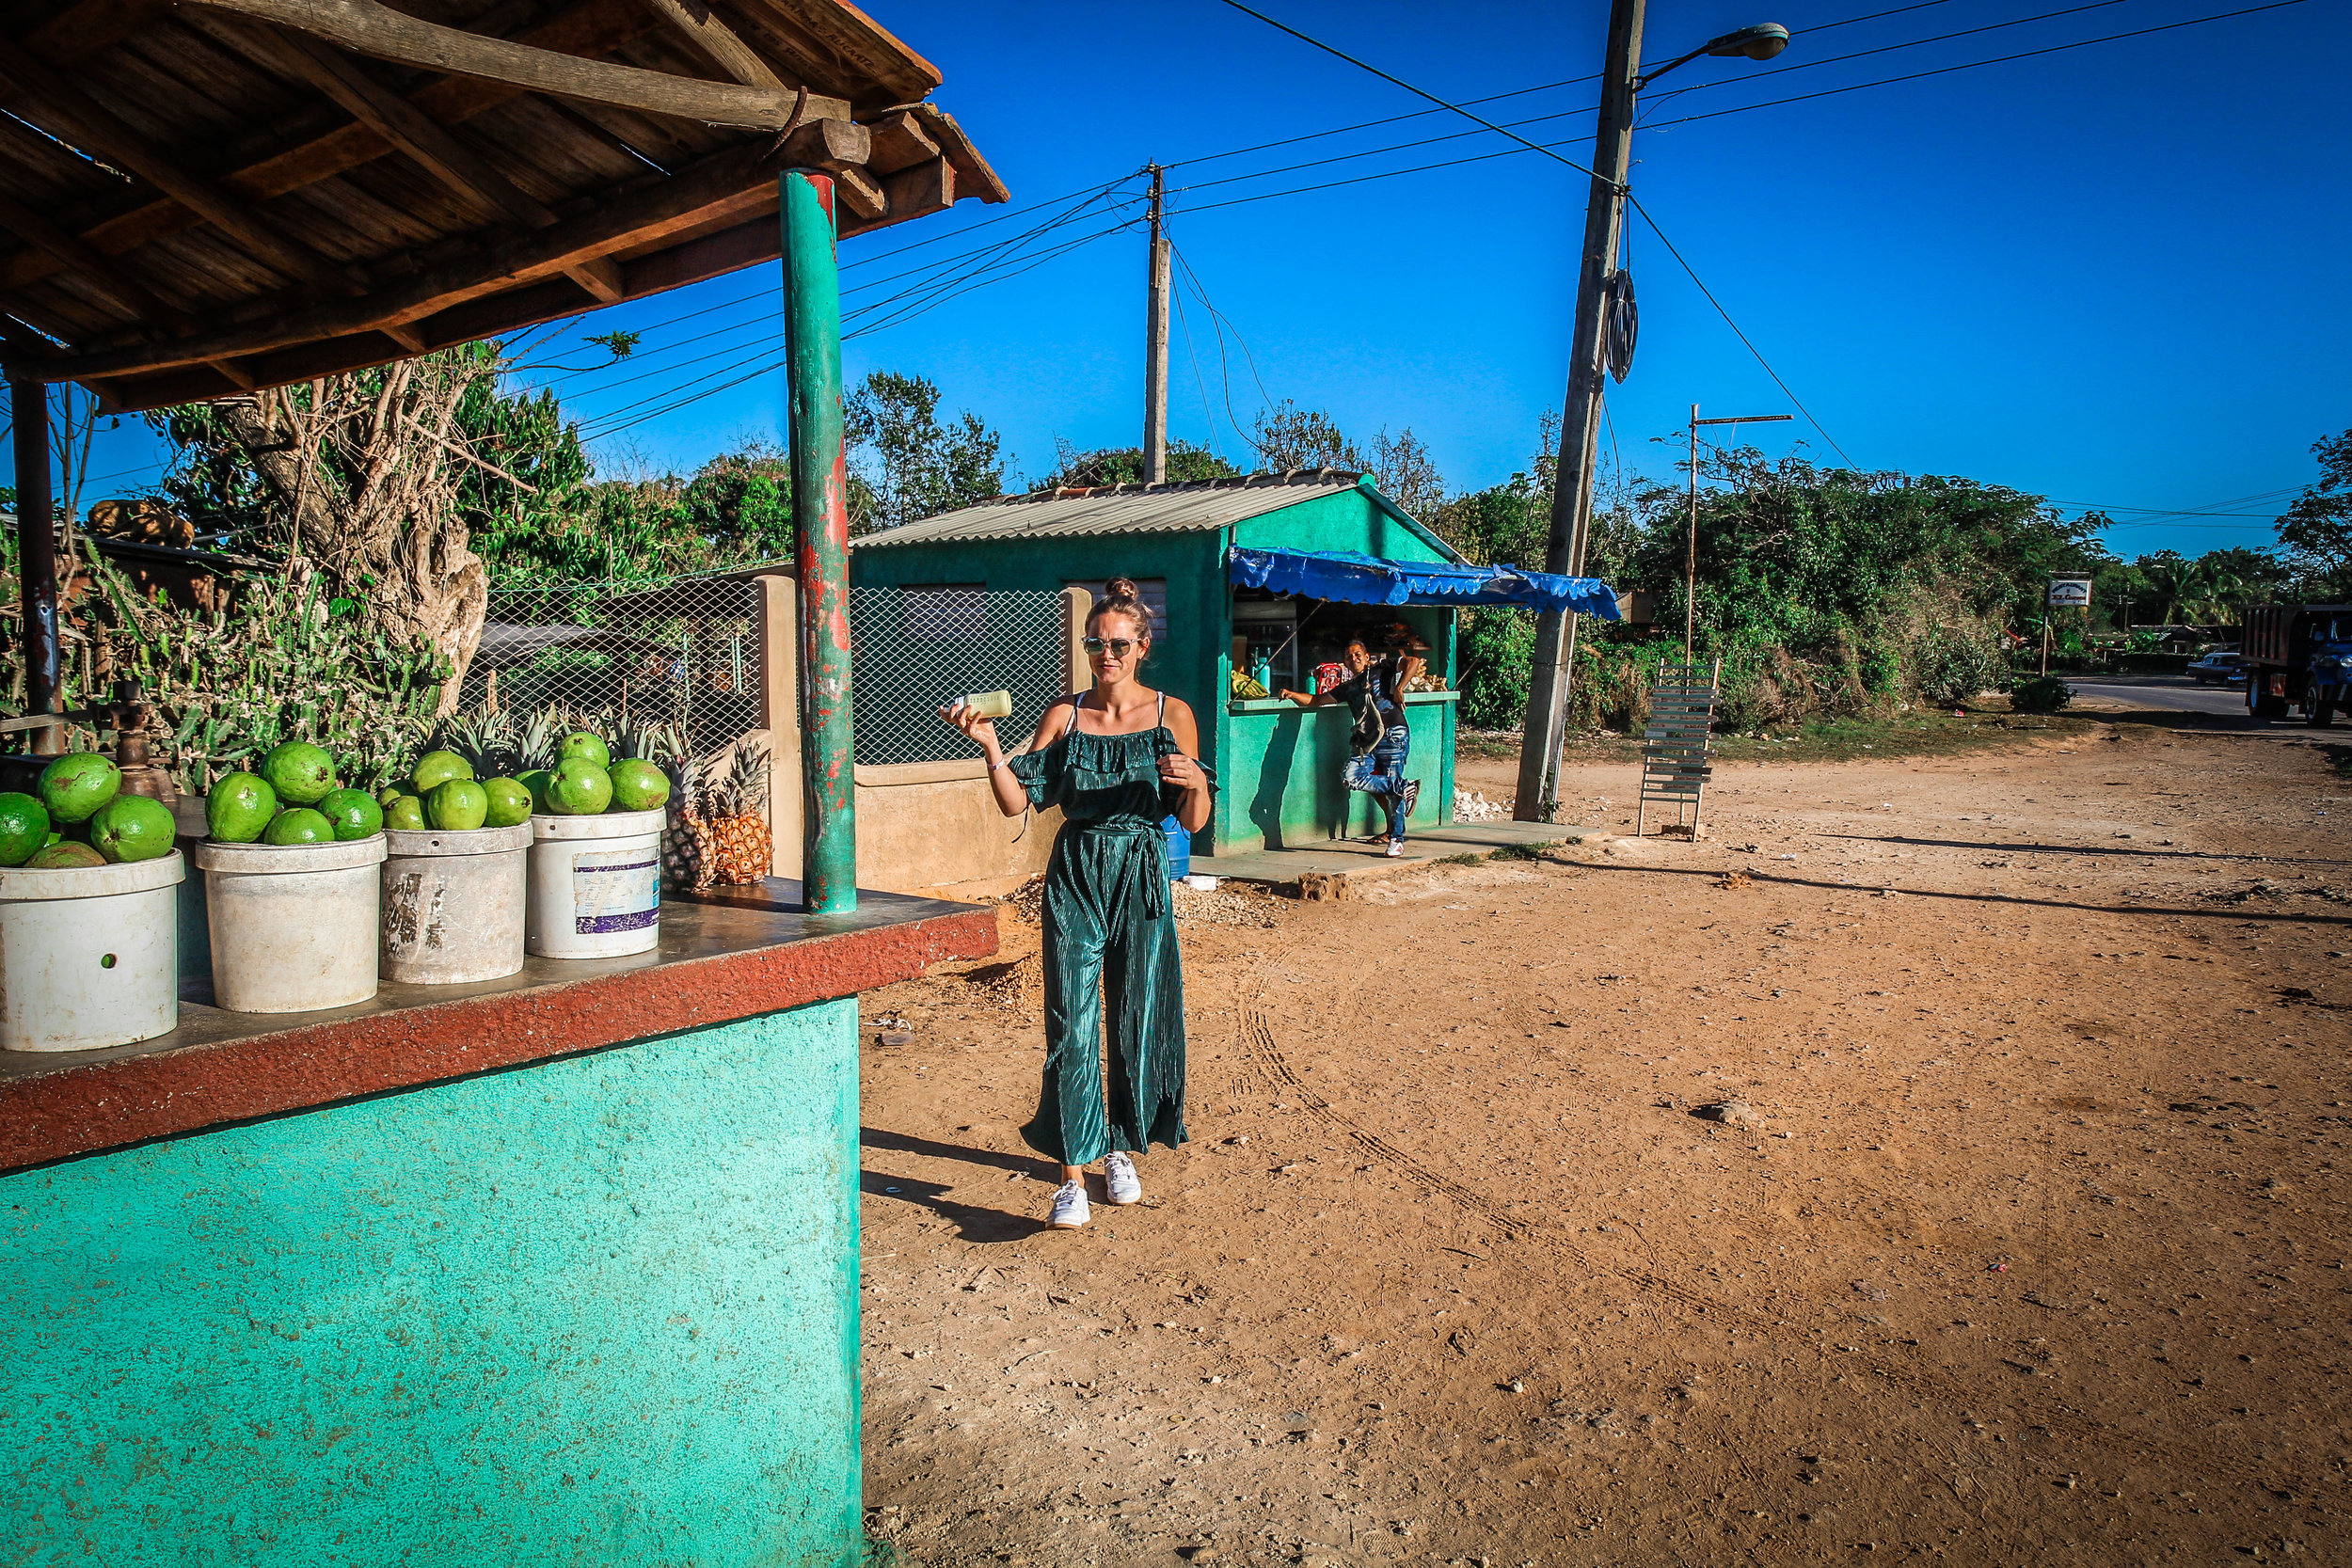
left=2187, top=649, right=2246, bottom=685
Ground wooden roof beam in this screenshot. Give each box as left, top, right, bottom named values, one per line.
left=27, top=120, right=868, bottom=385
left=0, top=186, right=191, bottom=332
left=81, top=140, right=963, bottom=410
left=20, top=0, right=167, bottom=69
left=0, top=0, right=661, bottom=296
left=234, top=25, right=562, bottom=229
left=0, top=36, right=361, bottom=297
left=862, top=107, right=938, bottom=175
left=630, top=0, right=786, bottom=89
left=232, top=24, right=622, bottom=303
left=717, top=0, right=938, bottom=105
left=172, top=0, right=851, bottom=128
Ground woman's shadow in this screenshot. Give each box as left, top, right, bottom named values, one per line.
left=859, top=1126, right=1057, bottom=1243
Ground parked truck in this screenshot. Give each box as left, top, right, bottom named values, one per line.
left=2239, top=604, right=2352, bottom=724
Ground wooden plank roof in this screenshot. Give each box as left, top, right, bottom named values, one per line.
left=0, top=0, right=1007, bottom=410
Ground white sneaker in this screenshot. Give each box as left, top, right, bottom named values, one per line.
left=1104, top=1150, right=1143, bottom=1205
left=1048, top=1180, right=1090, bottom=1229
left=1386, top=839, right=1405, bottom=857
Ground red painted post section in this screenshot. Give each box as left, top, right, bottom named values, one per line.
left=779, top=169, right=857, bottom=913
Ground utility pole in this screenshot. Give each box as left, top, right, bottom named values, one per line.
left=1143, top=164, right=1170, bottom=485
left=1685, top=404, right=1702, bottom=663
left=1513, top=0, right=1644, bottom=821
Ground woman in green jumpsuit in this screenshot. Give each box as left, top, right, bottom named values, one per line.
left=944, top=579, right=1216, bottom=1229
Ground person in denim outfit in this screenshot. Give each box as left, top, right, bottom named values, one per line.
left=1275, top=638, right=1424, bottom=855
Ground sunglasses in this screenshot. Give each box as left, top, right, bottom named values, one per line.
left=1081, top=637, right=1138, bottom=657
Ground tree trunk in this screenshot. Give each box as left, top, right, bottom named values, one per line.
left=210, top=352, right=491, bottom=714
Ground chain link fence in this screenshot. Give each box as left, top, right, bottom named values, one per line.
left=467, top=577, right=1070, bottom=772
left=850, top=586, right=1068, bottom=767
left=462, top=576, right=762, bottom=763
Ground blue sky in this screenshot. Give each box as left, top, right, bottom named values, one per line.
left=24, top=0, right=2350, bottom=557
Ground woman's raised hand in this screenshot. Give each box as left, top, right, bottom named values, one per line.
left=941, top=700, right=999, bottom=747
left=1157, top=752, right=1204, bottom=792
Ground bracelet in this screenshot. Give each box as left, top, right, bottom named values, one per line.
left=989, top=755, right=1010, bottom=772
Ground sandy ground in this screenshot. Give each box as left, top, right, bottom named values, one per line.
left=854, top=704, right=2352, bottom=1566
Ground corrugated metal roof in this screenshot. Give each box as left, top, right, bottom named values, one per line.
left=850, top=469, right=1371, bottom=548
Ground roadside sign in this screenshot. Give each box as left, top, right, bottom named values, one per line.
left=2048, top=578, right=2092, bottom=608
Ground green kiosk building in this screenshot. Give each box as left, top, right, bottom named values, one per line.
left=850, top=469, right=1617, bottom=857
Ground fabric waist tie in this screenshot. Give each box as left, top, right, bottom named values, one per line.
left=1069, top=819, right=1168, bottom=919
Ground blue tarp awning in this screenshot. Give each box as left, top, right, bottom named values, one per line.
left=1228, top=547, right=1620, bottom=618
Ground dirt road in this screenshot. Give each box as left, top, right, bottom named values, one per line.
left=855, top=706, right=2352, bottom=1566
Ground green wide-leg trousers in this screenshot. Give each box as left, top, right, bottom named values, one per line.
left=1024, top=824, right=1189, bottom=1167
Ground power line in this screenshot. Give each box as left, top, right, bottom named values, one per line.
left=579, top=0, right=2310, bottom=459
left=1206, top=0, right=1866, bottom=469
left=1127, top=0, right=1974, bottom=179
left=1625, top=196, right=1862, bottom=469
left=552, top=195, right=1140, bottom=428
left=540, top=0, right=2298, bottom=426
left=1642, top=0, right=2317, bottom=130
left=1636, top=0, right=2144, bottom=113
left=1207, top=0, right=1611, bottom=184
left=572, top=219, right=1142, bottom=440
left=1171, top=2, right=2168, bottom=207
left=1168, top=243, right=1279, bottom=456
left=1168, top=283, right=1227, bottom=463
left=1151, top=0, right=2307, bottom=222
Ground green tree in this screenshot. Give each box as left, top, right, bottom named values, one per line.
left=2175, top=546, right=2289, bottom=623
left=1368, top=427, right=1445, bottom=521
left=1034, top=438, right=1239, bottom=489
left=1250, top=401, right=1365, bottom=471
left=150, top=345, right=516, bottom=708
left=845, top=371, right=1007, bottom=531
left=2278, top=429, right=2352, bottom=596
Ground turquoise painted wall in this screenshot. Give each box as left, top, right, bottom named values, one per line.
left=851, top=480, right=1465, bottom=854
left=1220, top=694, right=1457, bottom=851
left=1, top=998, right=863, bottom=1568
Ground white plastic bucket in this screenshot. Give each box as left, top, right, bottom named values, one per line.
left=0, top=850, right=183, bottom=1052
left=194, top=836, right=388, bottom=1013
left=527, top=809, right=665, bottom=958
left=380, top=823, right=531, bottom=985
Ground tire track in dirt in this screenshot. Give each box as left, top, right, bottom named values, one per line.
left=1235, top=986, right=2209, bottom=1478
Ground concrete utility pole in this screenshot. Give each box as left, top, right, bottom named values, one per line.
left=1510, top=9, right=1790, bottom=820
left=1143, top=165, right=1170, bottom=485
left=1513, top=0, right=1644, bottom=821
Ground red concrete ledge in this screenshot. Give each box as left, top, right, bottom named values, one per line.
left=0, top=885, right=995, bottom=1177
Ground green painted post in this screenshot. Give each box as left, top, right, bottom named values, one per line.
left=780, top=169, right=856, bottom=913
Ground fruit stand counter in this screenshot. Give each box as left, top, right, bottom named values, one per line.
left=0, top=884, right=993, bottom=1567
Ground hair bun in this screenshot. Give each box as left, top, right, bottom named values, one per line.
left=1103, top=576, right=1142, bottom=604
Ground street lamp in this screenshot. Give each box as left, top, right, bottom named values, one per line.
left=1515, top=2, right=1793, bottom=821
left=1638, top=23, right=1791, bottom=87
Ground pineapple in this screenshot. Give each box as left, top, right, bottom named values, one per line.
left=706, top=740, right=771, bottom=886
left=433, top=705, right=516, bottom=779
left=610, top=719, right=700, bottom=892
left=515, top=705, right=566, bottom=773
left=664, top=793, right=711, bottom=892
